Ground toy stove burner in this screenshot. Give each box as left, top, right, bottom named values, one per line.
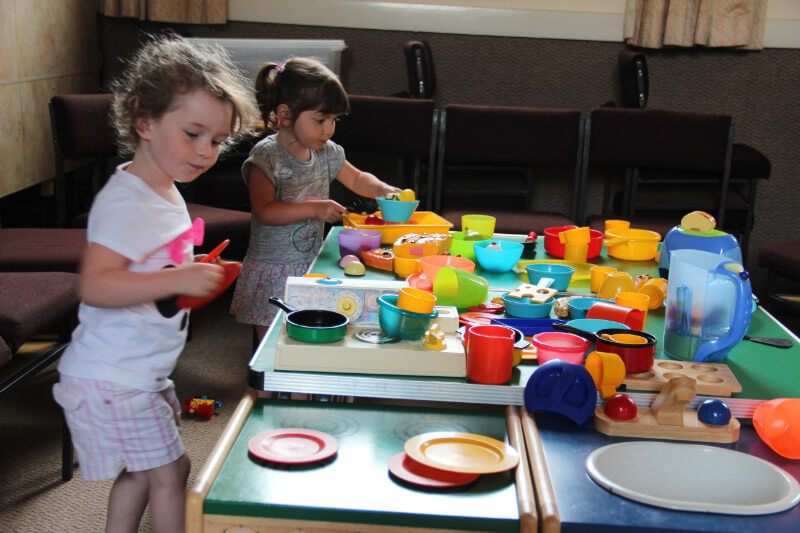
left=354, top=329, right=401, bottom=344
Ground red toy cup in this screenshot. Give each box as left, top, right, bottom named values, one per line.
left=586, top=301, right=645, bottom=330
left=465, top=325, right=514, bottom=384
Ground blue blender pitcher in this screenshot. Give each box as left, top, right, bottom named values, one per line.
left=663, top=249, right=752, bottom=362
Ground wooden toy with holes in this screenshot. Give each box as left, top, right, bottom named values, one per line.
left=623, top=359, right=741, bottom=396
left=594, top=376, right=740, bottom=443
left=506, top=281, right=557, bottom=303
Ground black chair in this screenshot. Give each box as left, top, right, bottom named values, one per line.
left=49, top=94, right=252, bottom=260
left=758, top=241, right=800, bottom=314
left=581, top=107, right=736, bottom=245
left=611, top=47, right=770, bottom=255
left=331, top=94, right=438, bottom=210
left=0, top=271, right=80, bottom=481
left=434, top=104, right=583, bottom=234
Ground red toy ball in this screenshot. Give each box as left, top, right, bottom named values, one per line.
left=604, top=393, right=638, bottom=420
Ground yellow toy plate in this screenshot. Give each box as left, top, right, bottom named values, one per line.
left=404, top=431, right=520, bottom=474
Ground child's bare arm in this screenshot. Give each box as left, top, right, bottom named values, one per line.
left=249, top=165, right=347, bottom=224
left=335, top=161, right=401, bottom=198
left=79, top=243, right=223, bottom=308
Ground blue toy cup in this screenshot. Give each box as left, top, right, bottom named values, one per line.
left=526, top=263, right=575, bottom=291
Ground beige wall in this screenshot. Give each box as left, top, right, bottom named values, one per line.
left=0, top=0, right=98, bottom=199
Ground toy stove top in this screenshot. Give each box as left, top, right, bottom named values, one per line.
left=274, top=323, right=466, bottom=378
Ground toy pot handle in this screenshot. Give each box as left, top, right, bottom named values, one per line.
left=693, top=262, right=752, bottom=362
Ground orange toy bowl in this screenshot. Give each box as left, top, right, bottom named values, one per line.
left=419, top=254, right=475, bottom=280
left=604, top=228, right=661, bottom=261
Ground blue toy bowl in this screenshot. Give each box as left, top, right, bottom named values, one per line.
left=567, top=297, right=605, bottom=320
left=473, top=240, right=524, bottom=273
left=377, top=294, right=438, bottom=340
left=501, top=292, right=555, bottom=318
left=565, top=318, right=629, bottom=334
left=526, top=263, right=575, bottom=291
left=376, top=197, right=419, bottom=223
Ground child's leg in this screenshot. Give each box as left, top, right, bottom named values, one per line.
left=106, top=469, right=149, bottom=533
left=106, top=453, right=191, bottom=533
left=146, top=453, right=191, bottom=533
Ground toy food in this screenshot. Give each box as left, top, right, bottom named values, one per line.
left=393, top=233, right=452, bottom=258
left=361, top=247, right=394, bottom=271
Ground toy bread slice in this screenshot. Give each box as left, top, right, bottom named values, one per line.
left=361, top=248, right=395, bottom=271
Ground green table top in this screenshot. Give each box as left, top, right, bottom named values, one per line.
left=205, top=399, right=520, bottom=530
left=249, top=227, right=800, bottom=411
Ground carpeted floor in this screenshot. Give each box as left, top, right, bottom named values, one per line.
left=0, top=290, right=253, bottom=532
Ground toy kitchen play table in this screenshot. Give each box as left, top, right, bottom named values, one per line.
left=189, top=228, right=800, bottom=532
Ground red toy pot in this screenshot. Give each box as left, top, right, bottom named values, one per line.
left=543, top=226, right=604, bottom=259
left=595, top=328, right=656, bottom=374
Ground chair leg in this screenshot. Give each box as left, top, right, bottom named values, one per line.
left=61, top=413, right=73, bottom=481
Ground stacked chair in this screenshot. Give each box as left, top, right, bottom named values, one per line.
left=434, top=104, right=583, bottom=234
left=758, top=241, right=800, bottom=314
left=581, top=107, right=735, bottom=244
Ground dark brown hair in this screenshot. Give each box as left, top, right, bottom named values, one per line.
left=255, top=57, right=349, bottom=130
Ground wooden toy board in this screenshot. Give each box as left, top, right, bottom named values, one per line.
left=623, top=360, right=742, bottom=396
left=593, top=406, right=740, bottom=443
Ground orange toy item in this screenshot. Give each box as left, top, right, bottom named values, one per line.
left=753, top=398, right=800, bottom=459
left=393, top=233, right=452, bottom=258
left=361, top=248, right=394, bottom=271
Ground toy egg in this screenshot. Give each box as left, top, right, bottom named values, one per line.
left=604, top=393, right=637, bottom=420
left=697, top=399, right=731, bottom=426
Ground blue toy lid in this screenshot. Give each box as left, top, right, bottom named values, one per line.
left=524, top=360, right=597, bottom=426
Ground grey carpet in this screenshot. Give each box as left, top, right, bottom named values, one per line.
left=0, top=290, right=253, bottom=532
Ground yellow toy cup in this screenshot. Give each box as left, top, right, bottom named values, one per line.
left=432, top=266, right=489, bottom=308
left=590, top=266, right=618, bottom=294
left=597, top=271, right=637, bottom=300
left=397, top=287, right=437, bottom=314
left=638, top=277, right=668, bottom=309
left=461, top=214, right=496, bottom=239
left=560, top=226, right=591, bottom=262
left=604, top=219, right=630, bottom=235
left=614, top=291, right=650, bottom=328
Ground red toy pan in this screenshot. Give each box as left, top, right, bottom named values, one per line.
left=177, top=240, right=240, bottom=310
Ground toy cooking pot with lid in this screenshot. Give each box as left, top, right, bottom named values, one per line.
left=269, top=296, right=349, bottom=343
left=604, top=228, right=661, bottom=261
left=663, top=249, right=752, bottom=362
left=554, top=323, right=657, bottom=374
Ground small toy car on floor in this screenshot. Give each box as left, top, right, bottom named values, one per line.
left=183, top=395, right=223, bottom=419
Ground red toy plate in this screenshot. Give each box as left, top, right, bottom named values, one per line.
left=177, top=261, right=241, bottom=310
left=248, top=428, right=339, bottom=464
left=388, top=452, right=479, bottom=487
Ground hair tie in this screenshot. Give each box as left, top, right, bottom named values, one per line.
left=275, top=62, right=285, bottom=73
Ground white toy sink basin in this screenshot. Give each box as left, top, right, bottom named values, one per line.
left=586, top=441, right=800, bottom=515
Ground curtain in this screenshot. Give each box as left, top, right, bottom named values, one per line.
left=98, top=0, right=227, bottom=24
left=624, top=0, right=767, bottom=50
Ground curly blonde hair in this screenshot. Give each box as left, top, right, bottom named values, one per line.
left=111, top=35, right=259, bottom=155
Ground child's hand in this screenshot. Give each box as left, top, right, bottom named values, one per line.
left=313, top=199, right=349, bottom=223
left=178, top=262, right=224, bottom=297
left=377, top=184, right=402, bottom=198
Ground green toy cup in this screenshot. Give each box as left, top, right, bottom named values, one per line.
left=461, top=214, right=496, bottom=239
left=433, top=266, right=489, bottom=308
left=449, top=231, right=477, bottom=262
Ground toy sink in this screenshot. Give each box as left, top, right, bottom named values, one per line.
left=586, top=441, right=800, bottom=515
left=342, top=211, right=453, bottom=244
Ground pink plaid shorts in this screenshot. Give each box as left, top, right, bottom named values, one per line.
left=53, top=375, right=185, bottom=481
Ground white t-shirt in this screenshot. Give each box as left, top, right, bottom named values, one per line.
left=58, top=164, right=195, bottom=392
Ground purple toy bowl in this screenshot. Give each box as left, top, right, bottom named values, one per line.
left=338, top=228, right=382, bottom=259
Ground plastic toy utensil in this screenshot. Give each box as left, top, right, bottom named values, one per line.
left=585, top=351, right=626, bottom=399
